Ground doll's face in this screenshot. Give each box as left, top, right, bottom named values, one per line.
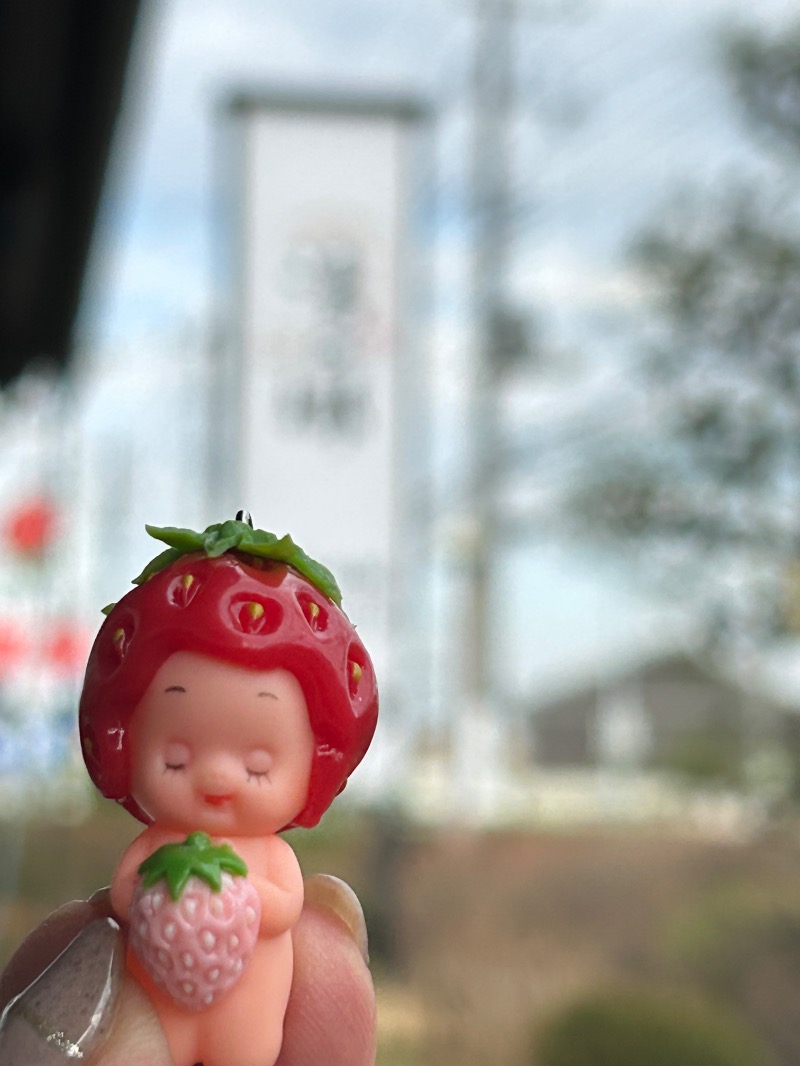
left=129, top=651, right=315, bottom=835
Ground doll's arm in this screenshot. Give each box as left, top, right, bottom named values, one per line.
left=250, top=837, right=305, bottom=938
left=110, top=831, right=158, bottom=921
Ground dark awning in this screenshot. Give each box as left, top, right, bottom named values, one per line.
left=0, top=0, right=141, bottom=385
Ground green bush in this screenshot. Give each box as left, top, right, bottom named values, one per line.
left=535, top=988, right=772, bottom=1066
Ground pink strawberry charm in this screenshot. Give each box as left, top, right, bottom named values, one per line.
left=129, top=831, right=261, bottom=1012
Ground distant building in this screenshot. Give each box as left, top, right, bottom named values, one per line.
left=529, top=653, right=789, bottom=780
left=405, top=652, right=800, bottom=834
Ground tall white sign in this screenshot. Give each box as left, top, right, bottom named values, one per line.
left=220, top=92, right=427, bottom=691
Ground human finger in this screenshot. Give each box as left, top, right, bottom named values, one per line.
left=0, top=907, right=124, bottom=1062
left=0, top=892, right=171, bottom=1066
left=0, top=892, right=112, bottom=1012
left=278, top=874, right=376, bottom=1066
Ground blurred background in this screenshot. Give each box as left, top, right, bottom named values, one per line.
left=3, top=0, right=800, bottom=1062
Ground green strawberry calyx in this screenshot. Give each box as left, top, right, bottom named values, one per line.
left=102, top=518, right=342, bottom=615
left=137, top=831, right=249, bottom=902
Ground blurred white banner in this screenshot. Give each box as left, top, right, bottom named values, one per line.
left=218, top=90, right=428, bottom=688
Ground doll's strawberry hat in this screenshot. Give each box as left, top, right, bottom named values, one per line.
left=78, top=516, right=379, bottom=829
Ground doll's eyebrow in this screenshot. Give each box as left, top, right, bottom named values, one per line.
left=164, top=685, right=187, bottom=693
left=257, top=691, right=278, bottom=700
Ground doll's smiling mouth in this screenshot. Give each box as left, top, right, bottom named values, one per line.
left=203, top=793, right=235, bottom=807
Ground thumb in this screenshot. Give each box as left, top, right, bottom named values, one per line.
left=0, top=894, right=171, bottom=1066
left=87, top=978, right=172, bottom=1066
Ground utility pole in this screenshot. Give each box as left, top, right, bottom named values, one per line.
left=454, top=0, right=519, bottom=819
left=466, top=0, right=517, bottom=700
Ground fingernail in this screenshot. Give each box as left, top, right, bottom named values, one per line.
left=304, top=874, right=370, bottom=965
left=0, top=917, right=124, bottom=1063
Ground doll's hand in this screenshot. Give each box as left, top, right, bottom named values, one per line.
left=0, top=875, right=376, bottom=1066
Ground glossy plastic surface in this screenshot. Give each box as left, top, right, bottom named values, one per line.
left=79, top=552, right=379, bottom=828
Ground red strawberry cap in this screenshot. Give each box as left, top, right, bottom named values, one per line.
left=79, top=520, right=378, bottom=829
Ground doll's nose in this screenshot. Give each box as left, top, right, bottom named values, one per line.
left=196, top=757, right=239, bottom=794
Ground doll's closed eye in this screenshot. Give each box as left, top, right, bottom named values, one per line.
left=163, top=741, right=190, bottom=771
left=245, top=749, right=272, bottom=783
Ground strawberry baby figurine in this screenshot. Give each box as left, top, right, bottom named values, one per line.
left=78, top=516, right=378, bottom=1066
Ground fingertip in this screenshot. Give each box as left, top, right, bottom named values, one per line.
left=0, top=917, right=125, bottom=1065
left=303, top=874, right=369, bottom=964
left=0, top=898, right=99, bottom=1010
left=278, top=895, right=376, bottom=1066
left=87, top=887, right=116, bottom=919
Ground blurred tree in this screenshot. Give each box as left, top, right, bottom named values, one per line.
left=729, top=27, right=800, bottom=155
left=567, top=23, right=800, bottom=650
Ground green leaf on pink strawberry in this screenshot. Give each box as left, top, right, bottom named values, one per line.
left=137, top=831, right=249, bottom=902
